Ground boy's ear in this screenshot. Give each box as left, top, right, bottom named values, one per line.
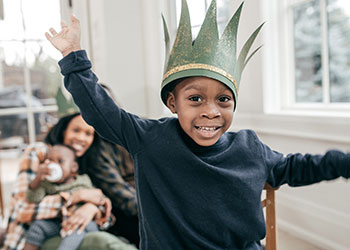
left=166, top=92, right=177, bottom=114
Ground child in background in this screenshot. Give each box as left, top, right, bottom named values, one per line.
left=45, top=0, right=350, bottom=249
left=24, top=144, right=102, bottom=250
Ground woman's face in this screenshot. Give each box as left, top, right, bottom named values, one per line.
left=63, top=115, right=95, bottom=157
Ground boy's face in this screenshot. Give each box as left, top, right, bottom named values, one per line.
left=48, top=145, right=78, bottom=183
left=167, top=76, right=235, bottom=147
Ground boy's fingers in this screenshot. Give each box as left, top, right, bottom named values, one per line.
left=44, top=32, right=51, bottom=41
left=49, top=28, right=57, bottom=36
left=71, top=14, right=79, bottom=23
left=61, top=20, right=68, bottom=29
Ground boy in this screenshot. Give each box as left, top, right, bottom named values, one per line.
left=45, top=0, right=349, bottom=249
left=24, top=144, right=99, bottom=250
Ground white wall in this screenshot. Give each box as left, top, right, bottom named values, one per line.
left=75, top=0, right=165, bottom=118
left=74, top=0, right=350, bottom=249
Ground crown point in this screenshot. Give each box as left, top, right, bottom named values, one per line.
left=161, top=0, right=263, bottom=111
left=192, top=0, right=219, bottom=58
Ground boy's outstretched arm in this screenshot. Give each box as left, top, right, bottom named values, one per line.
left=45, top=16, right=149, bottom=155
left=45, top=15, right=82, bottom=57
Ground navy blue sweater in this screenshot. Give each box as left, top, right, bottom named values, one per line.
left=59, top=50, right=350, bottom=250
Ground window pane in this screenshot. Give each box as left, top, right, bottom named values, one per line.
left=25, top=41, right=62, bottom=106
left=34, top=111, right=58, bottom=142
left=0, top=113, right=28, bottom=145
left=187, top=0, right=207, bottom=27
left=327, top=0, right=350, bottom=102
left=0, top=41, right=25, bottom=97
left=0, top=0, right=24, bottom=40
left=21, top=0, right=61, bottom=40
left=293, top=0, right=323, bottom=103
left=217, top=0, right=231, bottom=34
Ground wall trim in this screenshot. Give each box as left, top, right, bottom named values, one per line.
left=231, top=112, right=350, bottom=144
left=277, top=192, right=350, bottom=250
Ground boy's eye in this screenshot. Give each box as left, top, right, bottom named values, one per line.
left=189, top=96, right=202, bottom=102
left=58, top=159, right=63, bottom=164
left=218, top=96, right=231, bottom=102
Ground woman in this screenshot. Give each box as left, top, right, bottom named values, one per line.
left=4, top=113, right=138, bottom=250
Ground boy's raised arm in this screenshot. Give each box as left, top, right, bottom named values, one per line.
left=45, top=15, right=82, bottom=57
left=45, top=16, right=146, bottom=154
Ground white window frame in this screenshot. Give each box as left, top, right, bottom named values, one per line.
left=262, top=0, right=350, bottom=116
left=0, top=0, right=71, bottom=146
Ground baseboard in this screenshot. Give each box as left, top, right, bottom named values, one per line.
left=276, top=192, right=350, bottom=250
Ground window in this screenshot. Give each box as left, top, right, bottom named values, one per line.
left=264, top=0, right=350, bottom=112
left=0, top=0, right=63, bottom=152
left=293, top=0, right=350, bottom=104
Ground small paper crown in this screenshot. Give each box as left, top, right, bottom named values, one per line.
left=55, top=86, right=80, bottom=117
left=161, top=0, right=263, bottom=109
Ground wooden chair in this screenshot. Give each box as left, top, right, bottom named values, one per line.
left=262, top=183, right=278, bottom=250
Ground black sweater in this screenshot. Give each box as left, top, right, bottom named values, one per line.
left=59, top=50, right=350, bottom=250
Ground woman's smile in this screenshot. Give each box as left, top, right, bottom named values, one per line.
left=63, top=115, right=95, bottom=157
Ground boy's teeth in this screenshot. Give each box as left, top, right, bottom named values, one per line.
left=198, top=126, right=216, bottom=131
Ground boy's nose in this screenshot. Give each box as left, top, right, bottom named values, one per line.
left=201, top=103, right=220, bottom=119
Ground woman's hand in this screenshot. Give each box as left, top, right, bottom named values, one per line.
left=45, top=15, right=81, bottom=57
left=96, top=197, right=112, bottom=223
left=61, top=203, right=98, bottom=236
left=71, top=188, right=105, bottom=206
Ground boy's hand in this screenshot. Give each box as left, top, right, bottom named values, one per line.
left=29, top=160, right=50, bottom=190
left=37, top=159, right=51, bottom=180
left=45, top=15, right=82, bottom=57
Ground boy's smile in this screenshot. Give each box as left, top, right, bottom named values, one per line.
left=167, top=76, right=235, bottom=147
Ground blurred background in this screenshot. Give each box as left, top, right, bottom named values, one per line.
left=0, top=0, right=349, bottom=249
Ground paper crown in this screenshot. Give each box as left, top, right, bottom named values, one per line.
left=161, top=0, right=263, bottom=109
left=55, top=86, right=80, bottom=117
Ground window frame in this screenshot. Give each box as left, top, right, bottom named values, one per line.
left=0, top=0, right=71, bottom=146
left=262, top=0, right=350, bottom=116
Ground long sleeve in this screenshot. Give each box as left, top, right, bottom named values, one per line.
left=26, top=186, right=47, bottom=204
left=4, top=143, right=64, bottom=250
left=259, top=140, right=350, bottom=187
left=89, top=140, right=137, bottom=216
left=4, top=144, right=113, bottom=250
left=59, top=50, right=151, bottom=155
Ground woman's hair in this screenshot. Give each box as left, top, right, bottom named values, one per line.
left=44, top=112, right=101, bottom=174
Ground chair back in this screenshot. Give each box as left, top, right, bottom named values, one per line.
left=262, top=183, right=277, bottom=250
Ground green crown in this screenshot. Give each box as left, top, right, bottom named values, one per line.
left=161, top=0, right=263, bottom=109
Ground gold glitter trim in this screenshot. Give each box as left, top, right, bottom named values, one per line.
left=162, top=63, right=238, bottom=94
